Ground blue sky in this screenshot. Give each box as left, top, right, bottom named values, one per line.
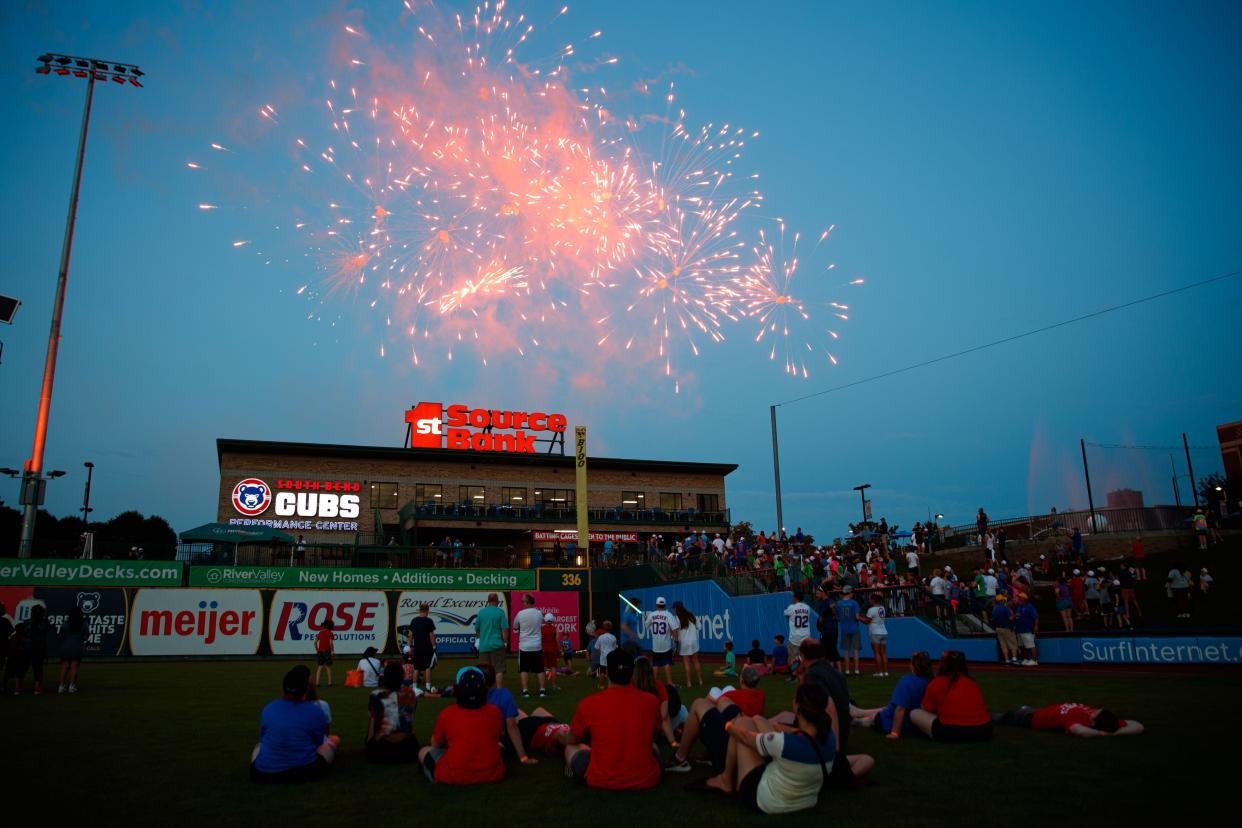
left=1, top=0, right=1239, bottom=540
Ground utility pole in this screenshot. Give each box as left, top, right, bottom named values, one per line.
left=1183, top=432, right=1198, bottom=508
left=1080, top=439, right=1098, bottom=533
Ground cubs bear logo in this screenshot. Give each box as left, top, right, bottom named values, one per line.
left=232, top=478, right=271, bottom=516
left=76, top=592, right=102, bottom=614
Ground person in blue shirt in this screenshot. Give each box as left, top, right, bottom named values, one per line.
left=480, top=662, right=538, bottom=765
left=814, top=586, right=842, bottom=669
left=1012, top=593, right=1040, bottom=666
left=770, top=634, right=790, bottom=675
left=620, top=598, right=641, bottom=645
left=850, top=651, right=933, bottom=738
left=990, top=594, right=1017, bottom=664
left=835, top=586, right=862, bottom=676
left=251, top=665, right=339, bottom=782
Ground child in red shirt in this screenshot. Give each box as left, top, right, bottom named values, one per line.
left=314, top=620, right=334, bottom=688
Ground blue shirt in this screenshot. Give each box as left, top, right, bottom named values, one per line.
left=255, top=698, right=327, bottom=773
left=487, top=687, right=518, bottom=720
left=836, top=599, right=861, bottom=634
left=620, top=608, right=640, bottom=643
left=878, top=674, right=929, bottom=733
left=1013, top=603, right=1038, bottom=634
left=772, top=644, right=789, bottom=667
left=816, top=599, right=838, bottom=635
left=991, top=603, right=1013, bottom=629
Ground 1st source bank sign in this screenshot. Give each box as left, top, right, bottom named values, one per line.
left=406, top=402, right=567, bottom=453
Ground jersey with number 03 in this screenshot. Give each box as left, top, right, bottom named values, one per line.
left=784, top=603, right=812, bottom=643
left=646, top=610, right=677, bottom=652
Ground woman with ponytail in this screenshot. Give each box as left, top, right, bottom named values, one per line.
left=909, top=650, right=993, bottom=742
left=700, top=683, right=873, bottom=813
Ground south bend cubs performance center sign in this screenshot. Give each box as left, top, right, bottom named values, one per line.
left=405, top=402, right=567, bottom=454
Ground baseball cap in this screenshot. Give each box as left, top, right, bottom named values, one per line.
left=544, top=612, right=555, bottom=623
left=454, top=666, right=488, bottom=709
left=1073, top=568, right=1081, bottom=575
left=606, top=647, right=636, bottom=685
left=842, top=585, right=853, bottom=593
left=656, top=597, right=666, bottom=606
left=994, top=594, right=1008, bottom=603
left=944, top=565, right=952, bottom=571
left=987, top=569, right=995, bottom=574
left=282, top=665, right=311, bottom=696
left=402, top=644, right=412, bottom=655
left=1088, top=570, right=1095, bottom=575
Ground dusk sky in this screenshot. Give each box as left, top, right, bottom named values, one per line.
left=1, top=1, right=1239, bottom=541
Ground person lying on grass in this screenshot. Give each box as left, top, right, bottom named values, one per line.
left=514, top=707, right=573, bottom=758
left=664, top=666, right=767, bottom=773
left=250, top=665, right=339, bottom=783
left=849, top=651, right=934, bottom=739
left=992, top=703, right=1144, bottom=737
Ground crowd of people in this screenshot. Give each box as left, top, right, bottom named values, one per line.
left=251, top=588, right=1146, bottom=813
left=1, top=602, right=86, bottom=696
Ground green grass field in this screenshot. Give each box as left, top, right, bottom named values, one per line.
left=3, top=657, right=1239, bottom=825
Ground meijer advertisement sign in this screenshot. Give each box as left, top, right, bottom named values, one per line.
left=129, top=589, right=263, bottom=656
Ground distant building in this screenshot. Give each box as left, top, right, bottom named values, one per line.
left=1218, top=420, right=1242, bottom=480
left=1106, top=489, right=1144, bottom=509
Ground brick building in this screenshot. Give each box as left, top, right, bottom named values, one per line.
left=216, top=438, right=736, bottom=557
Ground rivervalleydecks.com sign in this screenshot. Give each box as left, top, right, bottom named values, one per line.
left=188, top=565, right=535, bottom=591
left=0, top=559, right=183, bottom=587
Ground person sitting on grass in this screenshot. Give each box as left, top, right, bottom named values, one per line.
left=663, top=665, right=766, bottom=773
left=850, top=651, right=934, bottom=739
left=633, top=655, right=681, bottom=746
left=769, top=634, right=791, bottom=676
left=699, top=683, right=872, bottom=814
left=745, top=639, right=768, bottom=669
left=476, top=662, right=537, bottom=766
left=250, top=666, right=339, bottom=783
left=356, top=646, right=384, bottom=688
left=714, top=641, right=738, bottom=678
left=564, top=648, right=662, bottom=790
left=515, top=707, right=573, bottom=758
left=993, top=702, right=1144, bottom=737
left=366, top=663, right=419, bottom=763
left=419, top=667, right=505, bottom=785
left=908, top=650, right=993, bottom=742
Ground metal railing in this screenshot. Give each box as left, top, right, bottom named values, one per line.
left=399, top=500, right=730, bottom=527
left=949, top=505, right=1194, bottom=543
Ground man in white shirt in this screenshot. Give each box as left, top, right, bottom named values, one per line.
left=905, top=548, right=919, bottom=577
left=512, top=594, right=546, bottom=698
left=712, top=534, right=726, bottom=555
left=783, top=592, right=812, bottom=648
left=646, top=597, right=679, bottom=684
left=863, top=593, right=889, bottom=676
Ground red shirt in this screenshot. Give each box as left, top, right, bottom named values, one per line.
left=920, top=676, right=990, bottom=726
left=723, top=687, right=766, bottom=717
left=1131, top=540, right=1145, bottom=559
left=314, top=629, right=333, bottom=653
left=541, top=624, right=559, bottom=655
left=1031, top=703, right=1124, bottom=734
left=570, top=686, right=662, bottom=790
left=531, top=720, right=571, bottom=755
left=431, top=704, right=505, bottom=784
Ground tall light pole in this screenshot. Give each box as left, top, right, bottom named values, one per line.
left=769, top=405, right=784, bottom=534
left=853, top=483, right=872, bottom=526
left=18, top=54, right=143, bottom=557
left=80, top=461, right=95, bottom=521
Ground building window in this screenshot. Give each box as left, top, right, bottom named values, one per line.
left=659, top=492, right=682, bottom=510
left=370, top=481, right=399, bottom=510
left=535, top=488, right=575, bottom=507
left=696, top=493, right=720, bottom=513
left=621, top=491, right=646, bottom=509
left=459, top=485, right=486, bottom=505
left=415, top=484, right=443, bottom=504
left=501, top=487, right=527, bottom=506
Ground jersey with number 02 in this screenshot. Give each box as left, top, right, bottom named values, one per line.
left=647, top=610, right=676, bottom=652
left=784, top=603, right=812, bottom=643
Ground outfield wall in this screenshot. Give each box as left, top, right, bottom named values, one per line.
left=619, top=582, right=1242, bottom=665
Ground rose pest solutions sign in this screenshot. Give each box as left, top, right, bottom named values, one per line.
left=405, top=402, right=568, bottom=454
left=228, top=477, right=362, bottom=532
left=269, top=590, right=390, bottom=656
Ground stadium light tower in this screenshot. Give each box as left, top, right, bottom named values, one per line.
left=18, top=53, right=144, bottom=557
